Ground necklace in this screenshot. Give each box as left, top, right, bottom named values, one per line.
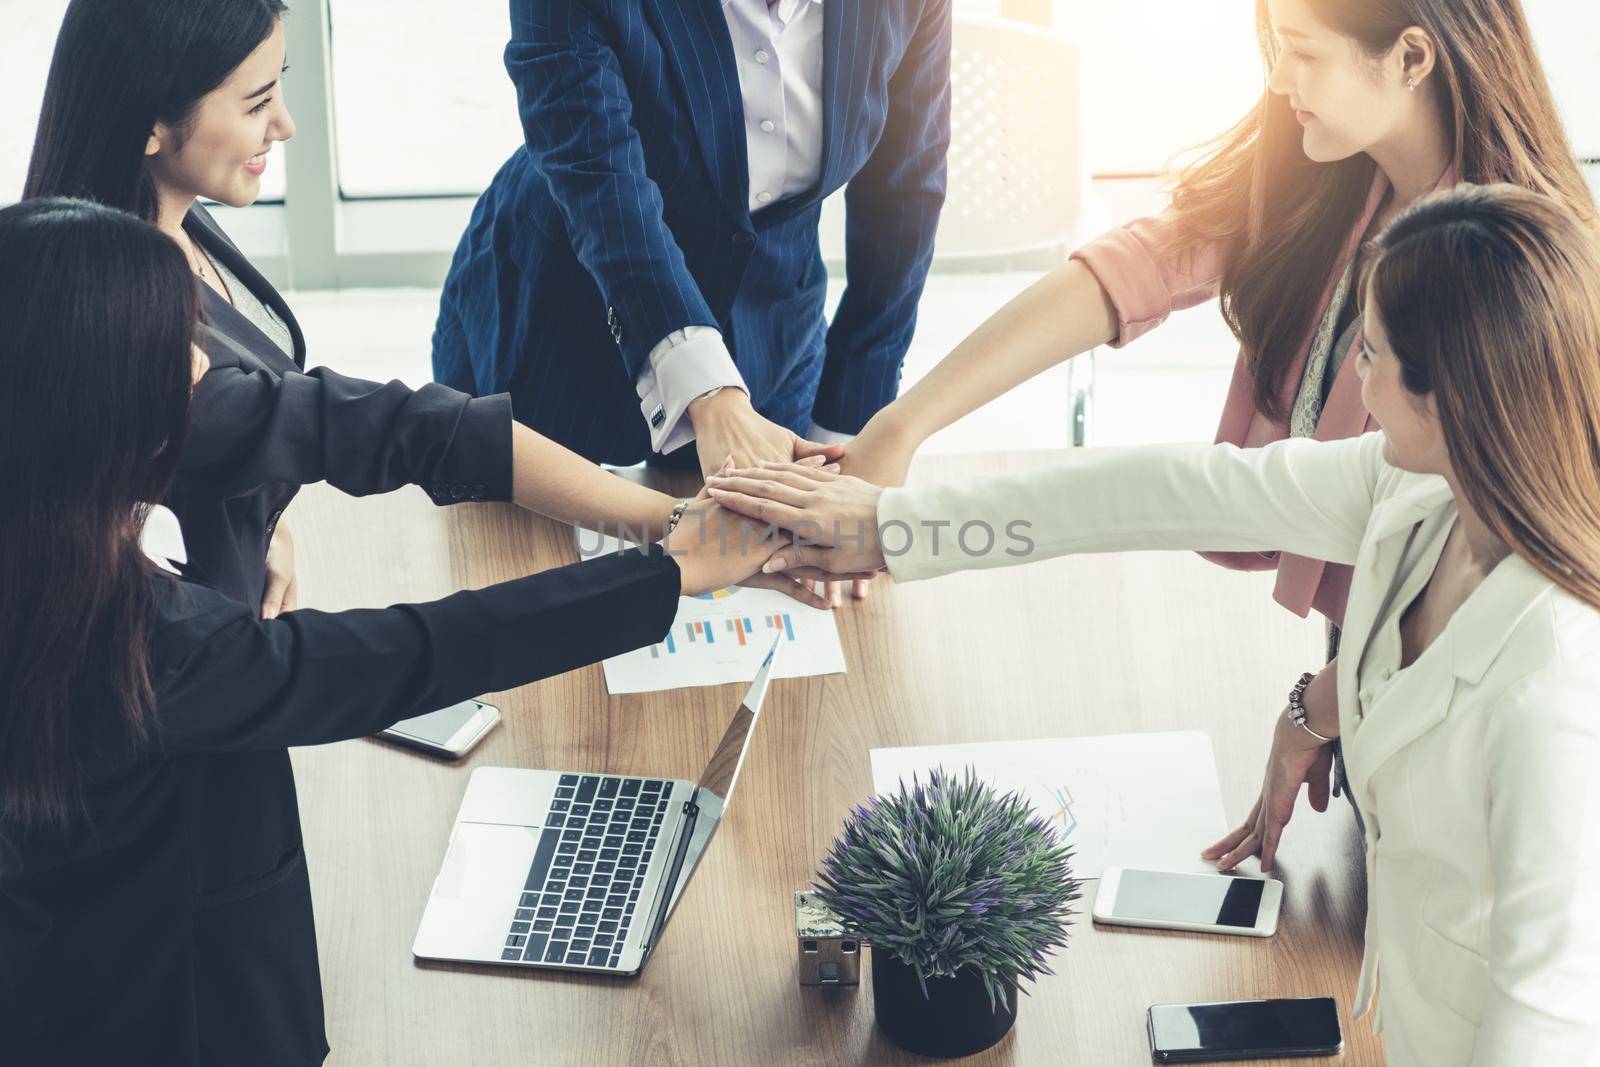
left=178, top=231, right=210, bottom=280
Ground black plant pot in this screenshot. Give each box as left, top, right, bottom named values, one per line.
left=872, top=950, right=1018, bottom=1058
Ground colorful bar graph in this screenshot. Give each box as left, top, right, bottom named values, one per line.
left=649, top=631, right=679, bottom=659
left=763, top=613, right=795, bottom=641
left=683, top=619, right=716, bottom=644
left=724, top=616, right=754, bottom=646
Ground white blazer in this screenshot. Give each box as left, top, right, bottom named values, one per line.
left=879, top=432, right=1600, bottom=1066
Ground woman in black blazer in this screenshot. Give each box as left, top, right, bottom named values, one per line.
left=0, top=198, right=772, bottom=1065
left=23, top=0, right=834, bottom=616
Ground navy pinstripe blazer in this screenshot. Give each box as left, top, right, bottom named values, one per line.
left=434, top=0, right=950, bottom=465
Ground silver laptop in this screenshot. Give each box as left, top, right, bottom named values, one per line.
left=413, top=634, right=781, bottom=975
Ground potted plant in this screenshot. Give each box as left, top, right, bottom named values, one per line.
left=814, top=768, right=1080, bottom=1058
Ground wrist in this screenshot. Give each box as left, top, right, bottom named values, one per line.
left=861, top=405, right=927, bottom=454
left=659, top=518, right=706, bottom=596
left=687, top=385, right=750, bottom=426
left=1287, top=670, right=1339, bottom=742
left=637, top=491, right=680, bottom=541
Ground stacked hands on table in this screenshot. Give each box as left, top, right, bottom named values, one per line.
left=670, top=417, right=1346, bottom=881
left=660, top=395, right=912, bottom=610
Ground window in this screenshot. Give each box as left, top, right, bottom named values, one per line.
left=1060, top=0, right=1262, bottom=175
left=0, top=0, right=71, bottom=202
left=329, top=0, right=522, bottom=198
left=319, top=0, right=1594, bottom=198
left=326, top=0, right=1012, bottom=198
left=1523, top=0, right=1600, bottom=157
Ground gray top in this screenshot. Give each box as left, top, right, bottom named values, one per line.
left=212, top=255, right=294, bottom=359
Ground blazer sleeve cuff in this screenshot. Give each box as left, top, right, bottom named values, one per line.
left=426, top=543, right=682, bottom=697
left=1071, top=226, right=1175, bottom=348
left=423, top=392, right=514, bottom=506
left=636, top=327, right=747, bottom=455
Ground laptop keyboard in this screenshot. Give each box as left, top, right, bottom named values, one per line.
left=501, top=774, right=672, bottom=969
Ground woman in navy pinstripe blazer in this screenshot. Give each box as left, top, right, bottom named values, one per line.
left=434, top=0, right=952, bottom=493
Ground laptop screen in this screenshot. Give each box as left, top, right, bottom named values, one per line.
left=649, top=636, right=781, bottom=943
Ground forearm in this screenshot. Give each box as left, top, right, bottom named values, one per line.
left=510, top=423, right=679, bottom=538
left=880, top=259, right=1116, bottom=443
left=878, top=435, right=1379, bottom=584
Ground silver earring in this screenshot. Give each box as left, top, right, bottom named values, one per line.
left=1406, top=76, right=1416, bottom=91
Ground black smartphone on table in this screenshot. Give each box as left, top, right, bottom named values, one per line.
left=1148, top=996, right=1343, bottom=1062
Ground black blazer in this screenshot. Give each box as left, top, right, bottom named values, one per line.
left=173, top=204, right=515, bottom=609
left=0, top=547, right=679, bottom=1066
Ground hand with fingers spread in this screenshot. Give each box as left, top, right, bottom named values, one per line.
left=703, top=462, right=889, bottom=580
left=688, top=389, right=853, bottom=604
left=687, top=455, right=842, bottom=611
left=1203, top=663, right=1340, bottom=874
left=688, top=387, right=844, bottom=480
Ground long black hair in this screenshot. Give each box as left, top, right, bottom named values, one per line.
left=0, top=198, right=199, bottom=831
left=23, top=0, right=289, bottom=221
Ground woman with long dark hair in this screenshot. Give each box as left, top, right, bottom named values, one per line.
left=827, top=0, right=1597, bottom=843
left=23, top=0, right=835, bottom=615
left=703, top=183, right=1600, bottom=1064
left=0, top=198, right=774, bottom=1065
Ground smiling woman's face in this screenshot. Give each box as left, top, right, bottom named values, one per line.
left=143, top=19, right=296, bottom=209
left=1264, top=0, right=1420, bottom=164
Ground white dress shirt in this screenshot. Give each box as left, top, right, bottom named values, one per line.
left=635, top=0, right=838, bottom=455
left=877, top=432, right=1600, bottom=1066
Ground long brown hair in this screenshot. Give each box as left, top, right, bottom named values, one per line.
left=1166, top=0, right=1595, bottom=423
left=0, top=199, right=197, bottom=831
left=1367, top=183, right=1600, bottom=609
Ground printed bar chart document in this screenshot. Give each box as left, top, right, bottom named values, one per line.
left=578, top=531, right=847, bottom=693
left=870, top=731, right=1230, bottom=879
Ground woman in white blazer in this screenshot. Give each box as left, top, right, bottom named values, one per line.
left=701, top=183, right=1600, bottom=1065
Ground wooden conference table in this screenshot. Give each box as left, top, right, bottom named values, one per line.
left=290, top=450, right=1384, bottom=1066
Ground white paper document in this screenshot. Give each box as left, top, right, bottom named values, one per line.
left=578, top=531, right=847, bottom=694
left=869, top=730, right=1230, bottom=879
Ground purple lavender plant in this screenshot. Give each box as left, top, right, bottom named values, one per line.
left=814, top=767, right=1080, bottom=1010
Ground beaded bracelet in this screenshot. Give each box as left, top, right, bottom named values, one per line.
left=663, top=498, right=692, bottom=538
left=1287, top=671, right=1336, bottom=744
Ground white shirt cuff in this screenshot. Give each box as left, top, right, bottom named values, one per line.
left=635, top=326, right=748, bottom=454
left=806, top=423, right=854, bottom=446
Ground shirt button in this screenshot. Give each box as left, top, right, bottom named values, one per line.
left=731, top=232, right=755, bottom=247
left=759, top=120, right=776, bottom=133
left=756, top=191, right=774, bottom=204
left=755, top=49, right=770, bottom=64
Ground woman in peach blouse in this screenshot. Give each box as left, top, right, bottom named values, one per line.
left=837, top=0, right=1596, bottom=865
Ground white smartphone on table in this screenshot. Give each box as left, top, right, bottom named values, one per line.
left=378, top=699, right=500, bottom=760
left=1092, top=867, right=1282, bottom=937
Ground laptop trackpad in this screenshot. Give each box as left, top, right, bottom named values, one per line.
left=434, top=823, right=538, bottom=902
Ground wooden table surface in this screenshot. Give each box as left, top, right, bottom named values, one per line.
left=289, top=450, right=1384, bottom=1066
